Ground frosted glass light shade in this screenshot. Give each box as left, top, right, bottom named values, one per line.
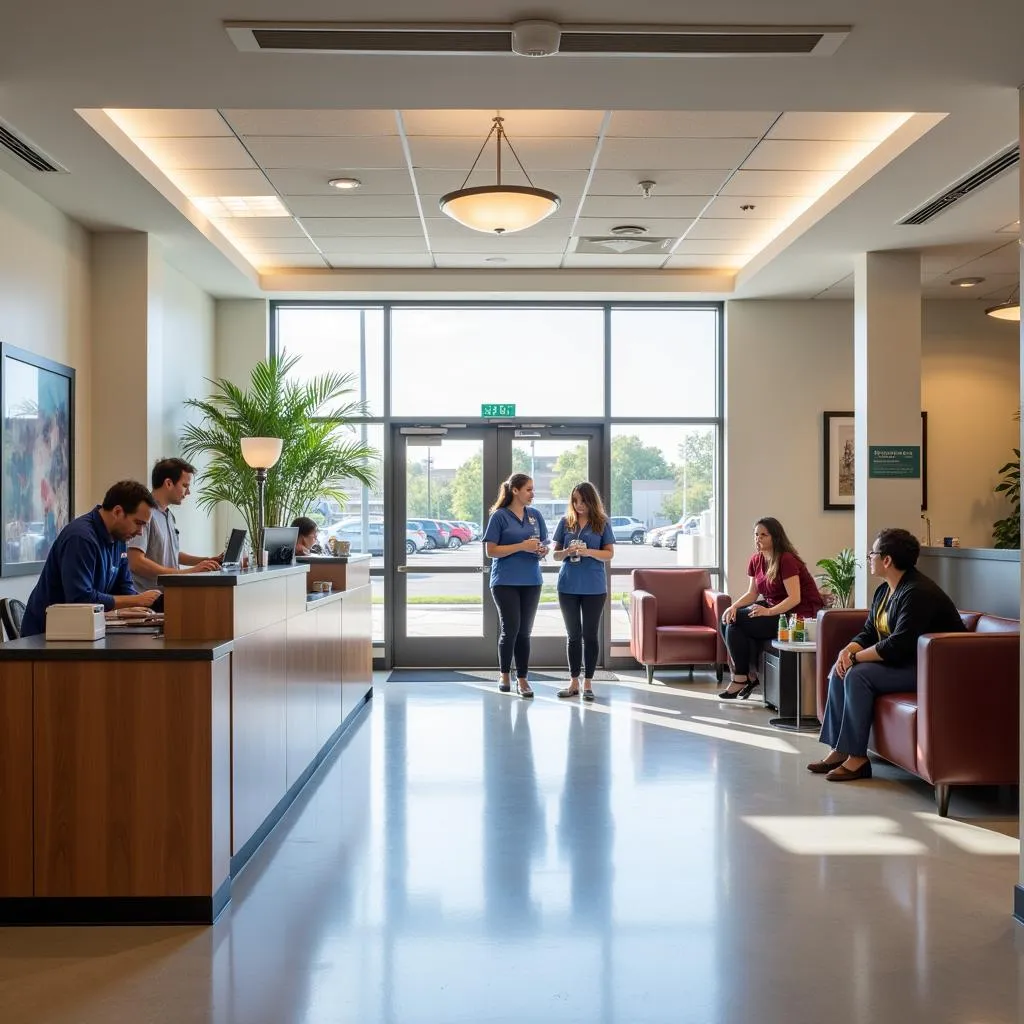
left=985, top=301, right=1021, bottom=322
left=240, top=436, right=283, bottom=469
left=439, top=185, right=560, bottom=234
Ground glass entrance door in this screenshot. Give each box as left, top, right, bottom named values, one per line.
left=391, top=424, right=605, bottom=668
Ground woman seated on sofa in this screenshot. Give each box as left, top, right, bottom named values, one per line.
left=719, top=516, right=824, bottom=699
left=809, top=527, right=964, bottom=781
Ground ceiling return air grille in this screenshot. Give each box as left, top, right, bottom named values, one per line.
left=226, top=22, right=850, bottom=58
left=0, top=119, right=65, bottom=173
left=899, top=145, right=1019, bottom=225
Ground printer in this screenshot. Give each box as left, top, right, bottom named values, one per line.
left=45, top=604, right=106, bottom=641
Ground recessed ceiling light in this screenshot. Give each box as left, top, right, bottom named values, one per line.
left=328, top=177, right=362, bottom=190
left=193, top=195, right=289, bottom=218
left=610, top=225, right=648, bottom=236
left=951, top=276, right=985, bottom=287
left=484, top=256, right=508, bottom=264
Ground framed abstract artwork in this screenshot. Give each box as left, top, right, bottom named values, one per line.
left=0, top=344, right=75, bottom=576
left=823, top=409, right=928, bottom=512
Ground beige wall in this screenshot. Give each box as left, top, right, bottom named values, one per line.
left=725, top=297, right=1019, bottom=596
left=0, top=168, right=91, bottom=602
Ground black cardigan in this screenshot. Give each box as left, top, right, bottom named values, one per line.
left=852, top=567, right=965, bottom=667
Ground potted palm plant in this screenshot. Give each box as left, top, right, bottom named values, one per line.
left=816, top=548, right=858, bottom=608
left=181, top=352, right=378, bottom=545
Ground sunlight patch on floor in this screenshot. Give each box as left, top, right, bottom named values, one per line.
left=743, top=815, right=929, bottom=855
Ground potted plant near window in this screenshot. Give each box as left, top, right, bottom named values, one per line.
left=815, top=548, right=858, bottom=609
left=181, top=352, right=379, bottom=546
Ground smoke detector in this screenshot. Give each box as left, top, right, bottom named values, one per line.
left=511, top=20, right=561, bottom=56
left=609, top=225, right=648, bottom=236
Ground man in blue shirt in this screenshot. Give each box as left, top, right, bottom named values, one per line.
left=21, top=480, right=162, bottom=637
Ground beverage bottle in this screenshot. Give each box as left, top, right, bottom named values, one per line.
left=792, top=615, right=805, bottom=643
left=778, top=614, right=790, bottom=642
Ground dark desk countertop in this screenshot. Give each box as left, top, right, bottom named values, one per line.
left=0, top=634, right=234, bottom=661
left=159, top=563, right=310, bottom=587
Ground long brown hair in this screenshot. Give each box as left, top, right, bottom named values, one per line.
left=489, top=473, right=532, bottom=514
left=566, top=481, right=608, bottom=534
left=756, top=516, right=802, bottom=581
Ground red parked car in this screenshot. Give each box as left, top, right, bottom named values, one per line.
left=443, top=521, right=473, bottom=548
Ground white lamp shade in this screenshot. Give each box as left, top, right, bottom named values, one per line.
left=240, top=436, right=283, bottom=469
left=985, top=301, right=1021, bottom=322
left=439, top=185, right=560, bottom=234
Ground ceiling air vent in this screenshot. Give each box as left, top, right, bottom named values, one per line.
left=575, top=236, right=675, bottom=255
left=899, top=145, right=1019, bottom=226
left=226, top=22, right=850, bottom=58
left=0, top=119, right=65, bottom=173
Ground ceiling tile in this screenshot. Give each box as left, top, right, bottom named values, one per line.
left=325, top=254, right=435, bottom=268
left=246, top=137, right=407, bottom=169
left=109, top=109, right=232, bottom=138
left=996, top=220, right=1020, bottom=233
left=314, top=237, right=429, bottom=254
left=672, top=239, right=756, bottom=256
left=407, top=136, right=598, bottom=170
left=578, top=195, right=710, bottom=219
left=212, top=217, right=307, bottom=238
left=254, top=254, right=329, bottom=269
left=702, top=194, right=812, bottom=220
left=588, top=169, right=731, bottom=196
left=414, top=168, right=588, bottom=196
left=768, top=112, right=910, bottom=141
left=665, top=254, right=746, bottom=269
left=607, top=111, right=779, bottom=138
left=597, top=137, right=751, bottom=171
left=300, top=217, right=424, bottom=237
left=423, top=215, right=572, bottom=241
left=919, top=243, right=996, bottom=274
left=287, top=195, right=420, bottom=217
left=265, top=168, right=414, bottom=196
left=720, top=169, right=840, bottom=197
left=429, top=235, right=567, bottom=254
left=400, top=110, right=605, bottom=137
left=236, top=237, right=320, bottom=254
left=742, top=139, right=875, bottom=172
left=562, top=254, right=668, bottom=268
left=975, top=275, right=1021, bottom=299
left=574, top=217, right=693, bottom=238
left=171, top=168, right=273, bottom=196
left=685, top=218, right=776, bottom=241
left=222, top=110, right=398, bottom=136
left=433, top=253, right=564, bottom=268
left=134, top=137, right=256, bottom=170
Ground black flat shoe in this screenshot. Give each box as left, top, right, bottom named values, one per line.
left=719, top=680, right=758, bottom=700
left=497, top=679, right=511, bottom=693
left=826, top=760, right=873, bottom=781
left=581, top=688, right=595, bottom=702
left=807, top=756, right=846, bottom=774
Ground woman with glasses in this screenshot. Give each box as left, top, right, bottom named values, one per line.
left=551, top=482, right=615, bottom=701
left=809, top=528, right=964, bottom=781
left=719, top=516, right=824, bottom=699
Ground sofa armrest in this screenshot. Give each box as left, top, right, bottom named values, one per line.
left=630, top=589, right=658, bottom=663
left=915, top=632, right=1020, bottom=785
left=815, top=608, right=867, bottom=719
left=702, top=589, right=730, bottom=664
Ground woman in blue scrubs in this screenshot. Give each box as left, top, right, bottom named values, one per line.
left=551, top=482, right=615, bottom=701
left=483, top=473, right=549, bottom=698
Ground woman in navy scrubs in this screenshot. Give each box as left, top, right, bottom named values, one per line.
left=483, top=473, right=549, bottom=698
left=551, top=482, right=615, bottom=701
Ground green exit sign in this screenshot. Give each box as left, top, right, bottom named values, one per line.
left=481, top=403, right=516, bottom=418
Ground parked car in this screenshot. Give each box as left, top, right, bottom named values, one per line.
left=323, top=518, right=427, bottom=555
left=407, top=518, right=451, bottom=550
left=443, top=521, right=473, bottom=548
left=609, top=515, right=646, bottom=544
left=462, top=521, right=482, bottom=540
left=662, top=517, right=702, bottom=550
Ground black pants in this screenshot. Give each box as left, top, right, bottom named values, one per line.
left=719, top=605, right=780, bottom=676
left=492, top=585, right=542, bottom=677
left=558, top=592, right=606, bottom=679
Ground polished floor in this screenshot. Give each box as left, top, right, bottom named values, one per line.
left=1, top=671, right=1022, bottom=1023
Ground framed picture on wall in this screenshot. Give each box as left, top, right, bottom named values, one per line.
left=822, top=409, right=928, bottom=512
left=0, top=343, right=75, bottom=577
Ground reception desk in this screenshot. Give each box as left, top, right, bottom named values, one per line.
left=0, top=556, right=372, bottom=925
left=916, top=546, right=1020, bottom=619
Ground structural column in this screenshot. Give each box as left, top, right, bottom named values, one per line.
left=853, top=251, right=923, bottom=606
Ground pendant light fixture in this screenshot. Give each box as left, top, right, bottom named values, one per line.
left=439, top=116, right=560, bottom=234
left=985, top=283, right=1021, bottom=322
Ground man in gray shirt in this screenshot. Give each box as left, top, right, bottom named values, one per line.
left=127, top=458, right=222, bottom=591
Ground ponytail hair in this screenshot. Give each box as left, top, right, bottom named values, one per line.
left=489, top=473, right=532, bottom=514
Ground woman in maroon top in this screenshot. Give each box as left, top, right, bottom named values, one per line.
left=718, top=516, right=824, bottom=699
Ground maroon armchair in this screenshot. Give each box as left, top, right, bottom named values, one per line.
left=630, top=569, right=730, bottom=683
left=815, top=608, right=1019, bottom=816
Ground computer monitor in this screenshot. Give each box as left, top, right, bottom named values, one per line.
left=263, top=526, right=299, bottom=567
left=222, top=528, right=247, bottom=568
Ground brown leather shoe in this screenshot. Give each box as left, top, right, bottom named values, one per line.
left=826, top=760, right=873, bottom=781
left=807, top=757, right=846, bottom=774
